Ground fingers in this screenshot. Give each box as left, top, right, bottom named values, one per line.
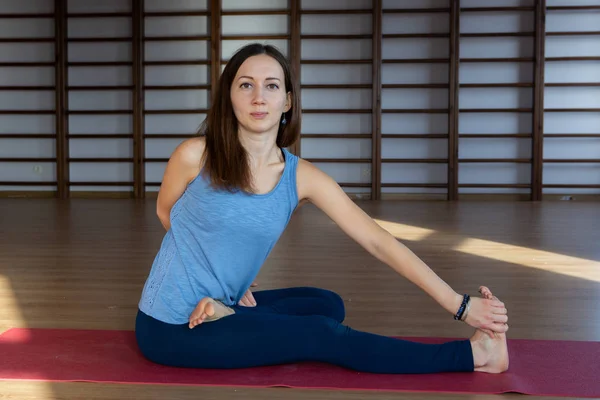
left=250, top=281, right=258, bottom=287
left=238, top=290, right=257, bottom=307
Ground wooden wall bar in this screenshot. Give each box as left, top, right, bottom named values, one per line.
left=0, top=1, right=598, bottom=200
left=55, top=0, right=69, bottom=199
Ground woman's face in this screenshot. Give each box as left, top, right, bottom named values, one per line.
left=230, top=54, right=291, bottom=136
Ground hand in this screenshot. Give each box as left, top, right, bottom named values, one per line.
left=238, top=281, right=258, bottom=307
left=463, top=286, right=508, bottom=337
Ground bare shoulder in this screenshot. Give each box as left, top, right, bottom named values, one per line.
left=173, top=136, right=206, bottom=168
left=296, top=157, right=345, bottom=203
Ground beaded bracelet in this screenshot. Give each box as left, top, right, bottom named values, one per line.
left=454, top=294, right=470, bottom=321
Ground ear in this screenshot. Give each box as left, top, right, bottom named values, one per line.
left=283, top=91, right=292, bottom=113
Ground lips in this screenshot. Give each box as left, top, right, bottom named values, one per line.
left=250, top=112, right=268, bottom=119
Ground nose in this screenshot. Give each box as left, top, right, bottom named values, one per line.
left=252, top=86, right=266, bottom=104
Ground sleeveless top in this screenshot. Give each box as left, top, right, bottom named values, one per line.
left=138, top=147, right=299, bottom=324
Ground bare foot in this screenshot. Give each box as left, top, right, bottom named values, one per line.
left=470, top=328, right=509, bottom=373
left=188, top=297, right=235, bottom=329
left=470, top=286, right=509, bottom=373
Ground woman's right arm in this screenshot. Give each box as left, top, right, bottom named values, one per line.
left=156, top=137, right=205, bottom=231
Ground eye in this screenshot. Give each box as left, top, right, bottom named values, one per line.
left=240, top=82, right=252, bottom=89
left=267, top=83, right=279, bottom=90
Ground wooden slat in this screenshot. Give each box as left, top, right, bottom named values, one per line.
left=144, top=109, right=208, bottom=114
left=68, top=61, right=132, bottom=66
left=221, top=9, right=288, bottom=16
left=545, top=108, right=600, bottom=112
left=301, top=59, right=372, bottom=64
left=546, top=31, right=600, bottom=36
left=0, top=158, right=56, bottom=162
left=382, top=183, right=447, bottom=188
left=546, top=5, right=600, bottom=10
left=145, top=60, right=210, bottom=66
left=531, top=0, right=546, bottom=201
left=545, top=56, right=600, bottom=61
left=303, top=158, right=371, bottom=163
left=0, top=181, right=57, bottom=186
left=210, top=0, right=221, bottom=99
left=67, top=12, right=132, bottom=18
left=459, top=183, right=531, bottom=188
left=0, top=134, right=57, bottom=139
left=385, top=134, right=448, bottom=139
left=289, top=0, right=301, bottom=157
left=145, top=35, right=211, bottom=41
left=303, top=84, right=371, bottom=89
left=460, top=83, right=533, bottom=88
left=300, top=9, right=371, bottom=15
left=545, top=83, right=600, bottom=87
left=0, top=86, right=56, bottom=90
left=68, top=181, right=133, bottom=186
left=144, top=11, right=210, bottom=17
left=383, top=158, right=447, bottom=163
left=68, top=85, right=134, bottom=90
left=545, top=134, right=600, bottom=138
left=145, top=85, right=211, bottom=90
left=303, top=109, right=372, bottom=113
left=461, top=57, right=534, bottom=62
left=0, top=62, right=55, bottom=67
left=0, top=37, right=54, bottom=42
left=544, top=159, right=600, bottom=163
left=460, top=7, right=535, bottom=12
left=132, top=0, right=145, bottom=199
left=543, top=184, right=600, bottom=188
left=460, top=32, right=533, bottom=37
left=460, top=108, right=533, bottom=112
left=0, top=13, right=55, bottom=18
left=301, top=134, right=371, bottom=139
left=383, top=83, right=449, bottom=88
left=55, top=0, right=69, bottom=199
left=460, top=133, right=531, bottom=138
left=371, top=0, right=382, bottom=200
left=383, top=8, right=450, bottom=14
left=69, top=134, right=133, bottom=139
left=460, top=158, right=531, bottom=163
left=302, top=34, right=370, bottom=39
left=382, top=108, right=449, bottom=113
left=448, top=0, right=460, bottom=201
left=382, top=58, right=449, bottom=64
left=68, top=158, right=133, bottom=162
left=383, top=33, right=449, bottom=38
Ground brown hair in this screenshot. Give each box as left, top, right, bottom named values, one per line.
left=198, top=43, right=301, bottom=193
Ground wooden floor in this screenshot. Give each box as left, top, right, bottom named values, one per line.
left=1, top=198, right=599, bottom=400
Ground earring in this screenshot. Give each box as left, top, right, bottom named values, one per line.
left=281, top=114, right=287, bottom=125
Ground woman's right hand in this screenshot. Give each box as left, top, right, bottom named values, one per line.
left=463, top=286, right=509, bottom=337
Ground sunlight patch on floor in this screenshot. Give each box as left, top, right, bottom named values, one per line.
left=0, top=275, right=27, bottom=334
left=455, top=237, right=600, bottom=283
left=374, top=220, right=600, bottom=283
left=373, top=219, right=437, bottom=241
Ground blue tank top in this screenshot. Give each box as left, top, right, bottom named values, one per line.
left=138, top=147, right=299, bottom=324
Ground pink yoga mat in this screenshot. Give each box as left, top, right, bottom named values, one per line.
left=0, top=328, right=598, bottom=397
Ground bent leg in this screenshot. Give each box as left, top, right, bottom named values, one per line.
left=248, top=287, right=346, bottom=322
left=135, top=309, right=473, bottom=374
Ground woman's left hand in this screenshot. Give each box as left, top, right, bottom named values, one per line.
left=238, top=281, right=258, bottom=307
left=462, top=286, right=509, bottom=337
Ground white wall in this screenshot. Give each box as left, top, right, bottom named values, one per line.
left=0, top=0, right=599, bottom=196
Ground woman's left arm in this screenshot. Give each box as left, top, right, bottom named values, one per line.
left=296, top=159, right=508, bottom=333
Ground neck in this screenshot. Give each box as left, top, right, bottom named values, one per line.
left=238, top=128, right=281, bottom=168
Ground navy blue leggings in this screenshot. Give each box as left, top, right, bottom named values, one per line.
left=135, top=287, right=474, bottom=374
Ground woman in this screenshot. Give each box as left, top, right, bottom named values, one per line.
left=135, top=43, right=509, bottom=374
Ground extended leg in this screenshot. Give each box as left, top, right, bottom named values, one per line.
left=135, top=309, right=474, bottom=374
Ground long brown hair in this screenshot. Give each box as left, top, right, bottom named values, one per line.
left=198, top=43, right=301, bottom=193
